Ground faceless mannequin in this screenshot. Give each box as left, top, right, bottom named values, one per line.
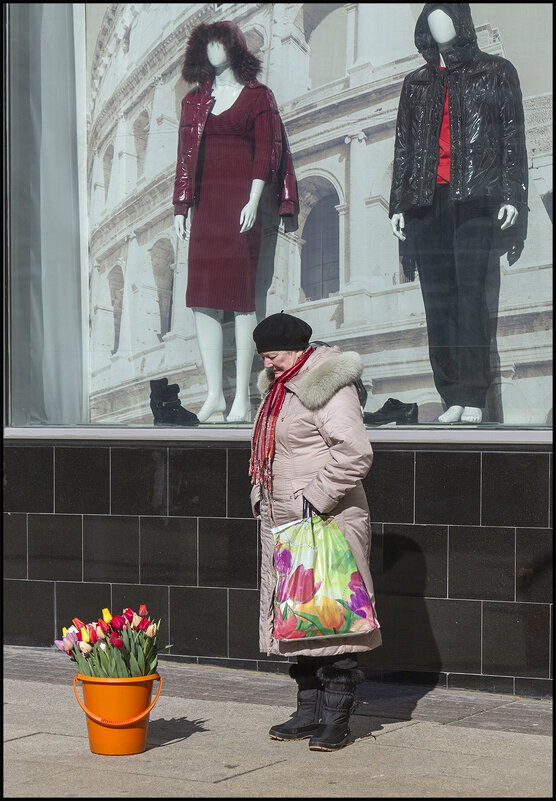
left=390, top=6, right=519, bottom=425
left=174, top=40, right=262, bottom=423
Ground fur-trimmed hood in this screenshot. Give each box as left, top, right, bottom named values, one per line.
left=182, top=20, right=261, bottom=85
left=256, top=346, right=363, bottom=410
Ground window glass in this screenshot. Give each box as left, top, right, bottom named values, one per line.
left=6, top=3, right=553, bottom=429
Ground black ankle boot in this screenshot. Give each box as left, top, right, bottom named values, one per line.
left=150, top=378, right=199, bottom=426
left=308, top=666, right=364, bottom=751
left=269, top=663, right=323, bottom=741
left=363, top=398, right=418, bottom=426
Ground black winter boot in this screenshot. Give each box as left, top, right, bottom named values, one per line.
left=150, top=378, right=199, bottom=426
left=308, top=666, right=365, bottom=751
left=269, top=663, right=323, bottom=740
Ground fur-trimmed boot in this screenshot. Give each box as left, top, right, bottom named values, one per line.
left=150, top=378, right=199, bottom=426
left=308, top=666, right=365, bottom=751
left=269, top=663, right=323, bottom=740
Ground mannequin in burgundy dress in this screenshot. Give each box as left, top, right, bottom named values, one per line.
left=173, top=22, right=296, bottom=423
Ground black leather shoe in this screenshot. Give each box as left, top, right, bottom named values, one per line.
left=363, top=397, right=418, bottom=426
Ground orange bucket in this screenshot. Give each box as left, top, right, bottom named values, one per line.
left=73, top=673, right=162, bottom=755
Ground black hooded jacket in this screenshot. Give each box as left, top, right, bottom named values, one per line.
left=389, top=4, right=528, bottom=219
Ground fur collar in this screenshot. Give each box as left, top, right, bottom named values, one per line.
left=256, top=350, right=363, bottom=410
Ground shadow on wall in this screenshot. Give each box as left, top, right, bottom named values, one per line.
left=354, top=530, right=442, bottom=737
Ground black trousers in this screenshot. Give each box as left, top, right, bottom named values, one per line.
left=409, top=185, right=495, bottom=409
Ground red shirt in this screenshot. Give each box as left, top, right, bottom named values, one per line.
left=437, top=62, right=450, bottom=184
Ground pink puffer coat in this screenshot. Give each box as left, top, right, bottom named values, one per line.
left=250, top=346, right=382, bottom=658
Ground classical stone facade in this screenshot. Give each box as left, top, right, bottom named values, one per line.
left=87, top=3, right=552, bottom=425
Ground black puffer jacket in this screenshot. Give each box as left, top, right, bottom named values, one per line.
left=389, top=3, right=528, bottom=216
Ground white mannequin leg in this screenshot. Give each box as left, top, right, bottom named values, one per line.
left=438, top=405, right=464, bottom=423
left=192, top=307, right=226, bottom=422
left=227, top=311, right=257, bottom=423
left=461, top=406, right=483, bottom=423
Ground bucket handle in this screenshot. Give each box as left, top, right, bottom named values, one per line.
left=73, top=674, right=162, bottom=728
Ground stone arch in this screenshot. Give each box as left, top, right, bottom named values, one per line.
left=297, top=174, right=341, bottom=302
left=107, top=263, right=124, bottom=354
left=133, top=109, right=150, bottom=178
left=149, top=237, right=176, bottom=339
left=102, top=143, right=114, bottom=203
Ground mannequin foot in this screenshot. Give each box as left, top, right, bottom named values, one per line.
left=197, top=394, right=226, bottom=423
left=438, top=405, right=464, bottom=423
left=461, top=406, right=483, bottom=423
left=226, top=396, right=252, bottom=423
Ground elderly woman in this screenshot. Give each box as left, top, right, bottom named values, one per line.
left=249, top=312, right=381, bottom=751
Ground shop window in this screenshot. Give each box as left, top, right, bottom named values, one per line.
left=301, top=194, right=340, bottom=301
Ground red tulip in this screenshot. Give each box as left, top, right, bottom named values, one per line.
left=122, top=608, right=135, bottom=622
left=273, top=607, right=306, bottom=639
left=109, top=632, right=124, bottom=649
left=97, top=618, right=110, bottom=634
left=138, top=604, right=148, bottom=617
left=284, top=565, right=322, bottom=604
left=87, top=624, right=98, bottom=643
left=138, top=616, right=150, bottom=631
left=110, top=614, right=126, bottom=629
left=72, top=617, right=85, bottom=630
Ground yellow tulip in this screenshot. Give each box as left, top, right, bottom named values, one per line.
left=62, top=627, right=68, bottom=636
left=318, top=596, right=344, bottom=631
left=102, top=608, right=112, bottom=624
left=80, top=626, right=90, bottom=643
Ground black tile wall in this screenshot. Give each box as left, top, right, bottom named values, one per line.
left=3, top=446, right=53, bottom=513
left=111, top=447, right=167, bottom=516
left=481, top=452, right=550, bottom=528
left=55, top=447, right=109, bottom=514
left=28, top=514, right=82, bottom=581
left=198, top=517, right=258, bottom=589
left=2, top=440, right=552, bottom=699
left=139, top=517, right=197, bottom=586
left=3, top=512, right=27, bottom=579
left=415, top=452, right=481, bottom=525
left=448, top=526, right=514, bottom=601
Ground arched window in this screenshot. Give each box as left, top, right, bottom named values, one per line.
left=150, top=239, right=175, bottom=339
left=103, top=144, right=114, bottom=203
left=133, top=110, right=150, bottom=178
left=108, top=265, right=124, bottom=354
left=301, top=193, right=340, bottom=301
left=303, top=4, right=346, bottom=89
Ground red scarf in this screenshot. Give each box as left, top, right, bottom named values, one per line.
left=249, top=347, right=314, bottom=493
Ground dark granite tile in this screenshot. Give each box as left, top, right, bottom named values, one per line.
left=516, top=528, right=553, bottom=603
left=28, top=514, right=82, bottom=581
left=483, top=602, right=551, bottom=678
left=415, top=451, right=480, bottom=525
left=169, top=586, right=228, bottom=657
left=227, top=448, right=253, bottom=518
left=140, top=517, right=197, bottom=586
left=377, top=524, right=447, bottom=597
left=229, top=589, right=261, bottom=660
left=54, top=581, right=112, bottom=635
left=481, top=452, right=550, bottom=528
left=514, top=677, right=553, bottom=700
left=447, top=673, right=515, bottom=695
left=83, top=516, right=139, bottom=583
left=448, top=526, right=514, bottom=601
left=55, top=447, right=109, bottom=514
left=111, top=448, right=167, bottom=516
left=3, top=446, right=53, bottom=513
left=370, top=522, right=384, bottom=575
left=3, top=513, right=27, bottom=579
left=111, top=584, right=170, bottom=653
left=369, top=594, right=481, bottom=674
left=3, top=579, right=55, bottom=645
left=199, top=518, right=258, bottom=589
left=169, top=448, right=226, bottom=517
left=363, top=450, right=414, bottom=523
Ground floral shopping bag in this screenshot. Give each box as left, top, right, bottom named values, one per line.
left=271, top=512, right=380, bottom=641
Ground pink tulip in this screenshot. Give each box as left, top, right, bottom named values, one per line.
left=54, top=639, right=66, bottom=651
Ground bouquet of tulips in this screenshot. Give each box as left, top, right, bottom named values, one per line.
left=54, top=605, right=170, bottom=678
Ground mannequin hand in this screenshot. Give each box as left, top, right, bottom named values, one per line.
left=391, top=212, right=406, bottom=241
left=239, top=198, right=259, bottom=233
left=174, top=214, right=185, bottom=240
left=498, top=204, right=518, bottom=230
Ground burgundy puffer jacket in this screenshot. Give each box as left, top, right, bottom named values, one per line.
left=173, top=79, right=297, bottom=217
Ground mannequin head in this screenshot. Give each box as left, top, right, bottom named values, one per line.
left=182, top=21, right=261, bottom=85
left=427, top=8, right=456, bottom=45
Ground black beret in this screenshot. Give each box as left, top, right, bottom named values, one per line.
left=253, top=312, right=312, bottom=353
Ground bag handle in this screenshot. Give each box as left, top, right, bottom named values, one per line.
left=302, top=497, right=314, bottom=518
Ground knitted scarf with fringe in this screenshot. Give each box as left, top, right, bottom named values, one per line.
left=249, top=347, right=314, bottom=494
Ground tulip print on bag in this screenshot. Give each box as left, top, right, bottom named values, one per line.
left=271, top=514, right=380, bottom=640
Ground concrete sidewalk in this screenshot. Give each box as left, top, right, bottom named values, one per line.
left=3, top=646, right=552, bottom=798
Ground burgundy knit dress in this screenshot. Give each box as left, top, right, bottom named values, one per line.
left=186, top=86, right=274, bottom=313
